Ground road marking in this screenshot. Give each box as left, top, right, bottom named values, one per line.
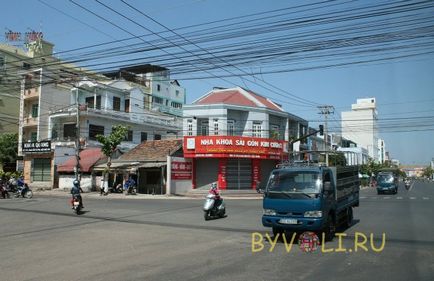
left=422, top=197, right=429, bottom=200
left=410, top=197, right=416, bottom=200
left=383, top=197, right=390, bottom=199
left=396, top=197, right=403, bottom=200
left=360, top=196, right=366, bottom=199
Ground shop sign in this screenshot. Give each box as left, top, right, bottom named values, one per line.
left=171, top=159, right=192, bottom=180
left=184, top=136, right=287, bottom=158
left=22, top=141, right=51, bottom=153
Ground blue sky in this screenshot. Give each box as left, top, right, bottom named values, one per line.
left=3, top=0, right=434, bottom=165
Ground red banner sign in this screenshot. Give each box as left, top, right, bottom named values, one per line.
left=184, top=136, right=287, bottom=159
left=171, top=160, right=192, bottom=180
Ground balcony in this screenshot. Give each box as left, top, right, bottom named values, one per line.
left=23, top=117, right=38, bottom=127
left=23, top=88, right=39, bottom=100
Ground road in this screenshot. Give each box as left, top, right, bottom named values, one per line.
left=0, top=180, right=433, bottom=281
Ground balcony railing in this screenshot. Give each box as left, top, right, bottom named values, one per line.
left=23, top=117, right=38, bottom=127
left=23, top=88, right=39, bottom=100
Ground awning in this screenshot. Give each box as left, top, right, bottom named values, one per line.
left=138, top=162, right=167, bottom=168
left=93, top=162, right=140, bottom=171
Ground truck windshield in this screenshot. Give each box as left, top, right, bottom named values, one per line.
left=266, top=170, right=321, bottom=194
left=378, top=174, right=394, bottom=183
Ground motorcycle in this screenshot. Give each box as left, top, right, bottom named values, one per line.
left=405, top=180, right=411, bottom=190
left=203, top=193, right=226, bottom=220
left=0, top=183, right=10, bottom=199
left=15, top=183, right=33, bottom=199
left=71, top=194, right=82, bottom=215
left=109, top=183, right=123, bottom=193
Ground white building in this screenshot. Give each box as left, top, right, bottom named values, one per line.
left=182, top=87, right=308, bottom=190
left=378, top=138, right=386, bottom=164
left=341, top=98, right=379, bottom=162
left=337, top=147, right=369, bottom=165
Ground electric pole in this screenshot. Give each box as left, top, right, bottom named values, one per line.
left=318, top=105, right=334, bottom=166
left=75, top=88, right=80, bottom=181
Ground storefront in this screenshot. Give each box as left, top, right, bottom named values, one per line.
left=183, top=136, right=288, bottom=190
left=22, top=140, right=55, bottom=189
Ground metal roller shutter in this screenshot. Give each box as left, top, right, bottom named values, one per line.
left=226, top=159, right=252, bottom=190
left=32, top=158, right=51, bottom=182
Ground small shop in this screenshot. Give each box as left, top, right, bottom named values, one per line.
left=22, top=140, right=55, bottom=189
left=183, top=136, right=288, bottom=190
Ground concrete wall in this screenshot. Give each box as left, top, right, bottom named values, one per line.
left=59, top=174, right=93, bottom=192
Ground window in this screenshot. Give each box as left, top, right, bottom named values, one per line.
left=175, top=90, right=179, bottom=97
left=153, top=96, right=163, bottom=104
left=0, top=56, right=4, bottom=69
left=31, top=104, right=38, bottom=118
left=171, top=101, right=182, bottom=108
left=200, top=120, right=209, bottom=136
left=85, top=97, right=94, bottom=109
left=32, top=158, right=51, bottom=182
left=227, top=120, right=235, bottom=136
left=125, top=99, right=130, bottom=113
left=96, top=95, right=101, bottom=109
left=154, top=134, right=161, bottom=140
left=141, top=132, right=148, bottom=142
left=252, top=122, right=262, bottom=137
left=23, top=62, right=31, bottom=70
left=113, top=96, right=121, bottom=111
left=157, top=84, right=161, bottom=91
left=213, top=119, right=219, bottom=135
left=30, top=132, right=37, bottom=141
left=124, top=130, right=133, bottom=142
left=63, top=124, right=76, bottom=140
left=271, top=125, right=280, bottom=139
left=89, top=124, right=104, bottom=140
left=24, top=74, right=33, bottom=90
left=166, top=99, right=169, bottom=106
left=187, top=120, right=193, bottom=136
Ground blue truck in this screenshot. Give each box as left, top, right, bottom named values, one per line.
left=260, top=163, right=360, bottom=241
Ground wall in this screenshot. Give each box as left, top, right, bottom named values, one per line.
left=59, top=174, right=93, bottom=192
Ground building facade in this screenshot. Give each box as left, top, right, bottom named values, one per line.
left=182, top=87, right=308, bottom=190
left=341, top=98, right=379, bottom=161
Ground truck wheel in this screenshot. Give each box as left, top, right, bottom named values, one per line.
left=323, top=215, right=336, bottom=242
left=346, top=207, right=353, bottom=228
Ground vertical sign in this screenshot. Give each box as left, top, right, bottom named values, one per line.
left=252, top=159, right=260, bottom=190
left=218, top=158, right=227, bottom=189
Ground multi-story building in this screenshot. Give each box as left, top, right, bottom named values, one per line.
left=378, top=138, right=386, bottom=164
left=103, top=65, right=186, bottom=117
left=182, top=86, right=308, bottom=190
left=341, top=98, right=379, bottom=161
left=49, top=79, right=182, bottom=156
left=0, top=40, right=45, bottom=134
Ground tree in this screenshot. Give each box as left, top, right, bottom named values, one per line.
left=0, top=133, right=18, bottom=170
left=96, top=125, right=129, bottom=187
left=422, top=166, right=434, bottom=179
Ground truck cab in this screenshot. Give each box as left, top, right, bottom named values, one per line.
left=261, top=164, right=360, bottom=241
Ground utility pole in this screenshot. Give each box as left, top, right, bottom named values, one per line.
left=75, top=88, right=80, bottom=181
left=318, top=105, right=334, bottom=166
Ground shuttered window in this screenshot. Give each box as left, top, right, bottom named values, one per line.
left=32, top=158, right=51, bottom=182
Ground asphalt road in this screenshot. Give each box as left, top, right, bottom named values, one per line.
left=0, top=180, right=433, bottom=281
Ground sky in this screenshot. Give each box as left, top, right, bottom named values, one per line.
left=2, top=0, right=434, bottom=165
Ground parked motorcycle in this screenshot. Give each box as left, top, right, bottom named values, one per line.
left=0, top=183, right=10, bottom=199
left=71, top=194, right=82, bottom=215
left=15, top=183, right=33, bottom=199
left=109, top=183, right=124, bottom=193
left=203, top=193, right=226, bottom=220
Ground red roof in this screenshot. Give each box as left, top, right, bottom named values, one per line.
left=194, top=87, right=283, bottom=112
left=57, top=148, right=104, bottom=173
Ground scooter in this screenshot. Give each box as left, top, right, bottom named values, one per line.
left=71, top=194, right=82, bottom=215
left=405, top=180, right=411, bottom=190
left=203, top=193, right=226, bottom=220
left=15, top=183, right=33, bottom=199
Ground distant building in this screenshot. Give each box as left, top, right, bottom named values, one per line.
left=341, top=98, right=379, bottom=162
left=378, top=138, right=386, bottom=164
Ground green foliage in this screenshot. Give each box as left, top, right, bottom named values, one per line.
left=422, top=166, right=434, bottom=178
left=96, top=125, right=129, bottom=158
left=328, top=153, right=347, bottom=166
left=0, top=133, right=18, bottom=165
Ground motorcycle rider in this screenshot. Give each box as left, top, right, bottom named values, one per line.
left=209, top=182, right=222, bottom=208
left=17, top=176, right=27, bottom=197
left=71, top=180, right=84, bottom=209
